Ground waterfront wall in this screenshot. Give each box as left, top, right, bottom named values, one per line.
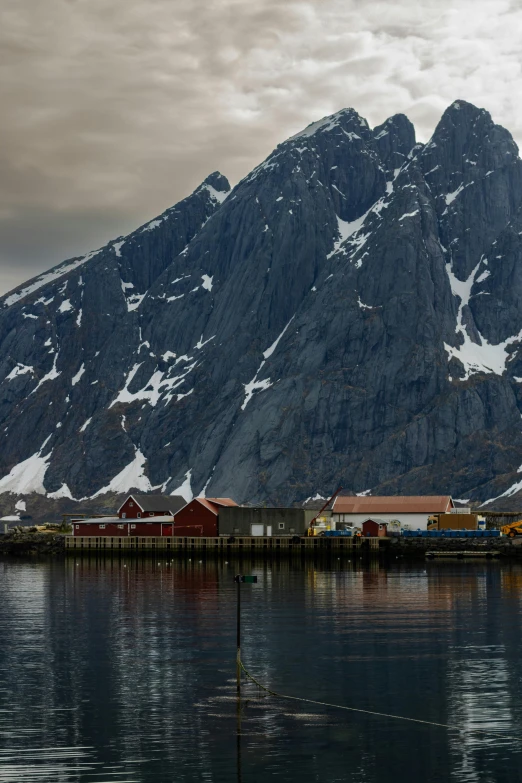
left=388, top=535, right=522, bottom=557
left=65, top=534, right=382, bottom=553
left=4, top=532, right=522, bottom=558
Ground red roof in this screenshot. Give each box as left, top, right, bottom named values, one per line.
left=332, top=496, right=453, bottom=514
left=206, top=498, right=238, bottom=507
left=181, top=497, right=238, bottom=515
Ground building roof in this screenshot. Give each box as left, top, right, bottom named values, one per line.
left=362, top=518, right=389, bottom=525
left=75, top=517, right=121, bottom=524
left=76, top=515, right=175, bottom=524
left=178, top=497, right=238, bottom=516
left=332, top=496, right=453, bottom=514
left=117, top=494, right=186, bottom=514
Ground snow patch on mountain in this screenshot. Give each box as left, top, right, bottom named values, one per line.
left=242, top=317, right=294, bottom=409
left=202, top=183, right=228, bottom=204
left=444, top=261, right=522, bottom=379
left=6, top=364, right=34, bottom=381
left=71, top=363, right=85, bottom=386
left=141, top=219, right=164, bottom=233
left=79, top=417, right=92, bottom=433
left=263, top=316, right=295, bottom=359
left=126, top=293, right=146, bottom=312
left=0, top=436, right=52, bottom=495
left=174, top=388, right=192, bottom=402
left=398, top=210, right=419, bottom=222
left=3, top=249, right=101, bottom=308
left=171, top=469, right=193, bottom=502
left=357, top=296, right=372, bottom=310
left=110, top=361, right=197, bottom=408
left=201, top=275, right=213, bottom=291
left=328, top=214, right=367, bottom=259
left=113, top=241, right=125, bottom=257
left=445, top=184, right=466, bottom=205
left=482, top=474, right=522, bottom=505
left=48, top=483, right=74, bottom=500
left=30, top=354, right=60, bottom=395
left=242, top=375, right=273, bottom=410
left=92, top=447, right=153, bottom=497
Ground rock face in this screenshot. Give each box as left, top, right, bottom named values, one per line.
left=2, top=100, right=522, bottom=508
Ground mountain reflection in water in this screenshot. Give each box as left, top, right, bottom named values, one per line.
left=1, top=557, right=522, bottom=782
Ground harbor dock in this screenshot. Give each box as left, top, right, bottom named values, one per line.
left=65, top=534, right=383, bottom=553
left=63, top=534, right=520, bottom=559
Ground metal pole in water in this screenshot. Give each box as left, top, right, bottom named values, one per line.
left=233, top=574, right=257, bottom=783
left=236, top=575, right=241, bottom=697
left=234, top=574, right=257, bottom=695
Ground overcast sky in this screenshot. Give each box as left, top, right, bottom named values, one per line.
left=1, top=0, right=522, bottom=294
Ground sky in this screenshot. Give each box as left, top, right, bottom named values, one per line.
left=1, top=0, right=522, bottom=294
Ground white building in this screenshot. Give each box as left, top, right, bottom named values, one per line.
left=332, top=495, right=454, bottom=531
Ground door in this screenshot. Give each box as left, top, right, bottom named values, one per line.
left=266, top=525, right=272, bottom=537
left=251, top=524, right=264, bottom=536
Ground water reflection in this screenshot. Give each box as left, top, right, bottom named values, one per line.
left=0, top=557, right=521, bottom=782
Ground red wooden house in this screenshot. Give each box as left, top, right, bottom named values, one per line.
left=73, top=517, right=128, bottom=537
left=72, top=515, right=178, bottom=537
left=174, top=498, right=238, bottom=537
left=72, top=493, right=187, bottom=536
left=117, top=494, right=186, bottom=519
left=362, top=518, right=388, bottom=537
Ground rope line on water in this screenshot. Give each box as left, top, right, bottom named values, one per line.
left=238, top=658, right=518, bottom=740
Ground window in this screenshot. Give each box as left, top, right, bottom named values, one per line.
left=129, top=502, right=134, bottom=507
left=118, top=524, right=123, bottom=529
left=137, top=512, right=141, bottom=518
left=99, top=524, right=105, bottom=529
left=149, top=512, right=154, bottom=516
left=131, top=524, right=136, bottom=529
left=279, top=523, right=285, bottom=530
left=75, top=524, right=80, bottom=529
left=121, top=513, right=126, bottom=519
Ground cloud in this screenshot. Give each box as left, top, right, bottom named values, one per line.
left=1, top=0, right=522, bottom=292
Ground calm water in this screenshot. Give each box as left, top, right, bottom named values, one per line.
left=1, top=556, right=522, bottom=782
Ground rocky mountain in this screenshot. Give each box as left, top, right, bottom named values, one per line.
left=2, top=99, right=522, bottom=513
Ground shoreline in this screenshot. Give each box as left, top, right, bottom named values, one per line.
left=2, top=532, right=522, bottom=559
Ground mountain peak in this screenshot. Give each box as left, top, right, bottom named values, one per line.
left=289, top=108, right=369, bottom=142
left=446, top=98, right=486, bottom=115
left=371, top=113, right=416, bottom=174
left=424, top=98, right=519, bottom=170
left=202, top=171, right=230, bottom=193
left=435, top=99, right=491, bottom=131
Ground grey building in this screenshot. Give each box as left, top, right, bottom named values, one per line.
left=219, top=507, right=316, bottom=537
